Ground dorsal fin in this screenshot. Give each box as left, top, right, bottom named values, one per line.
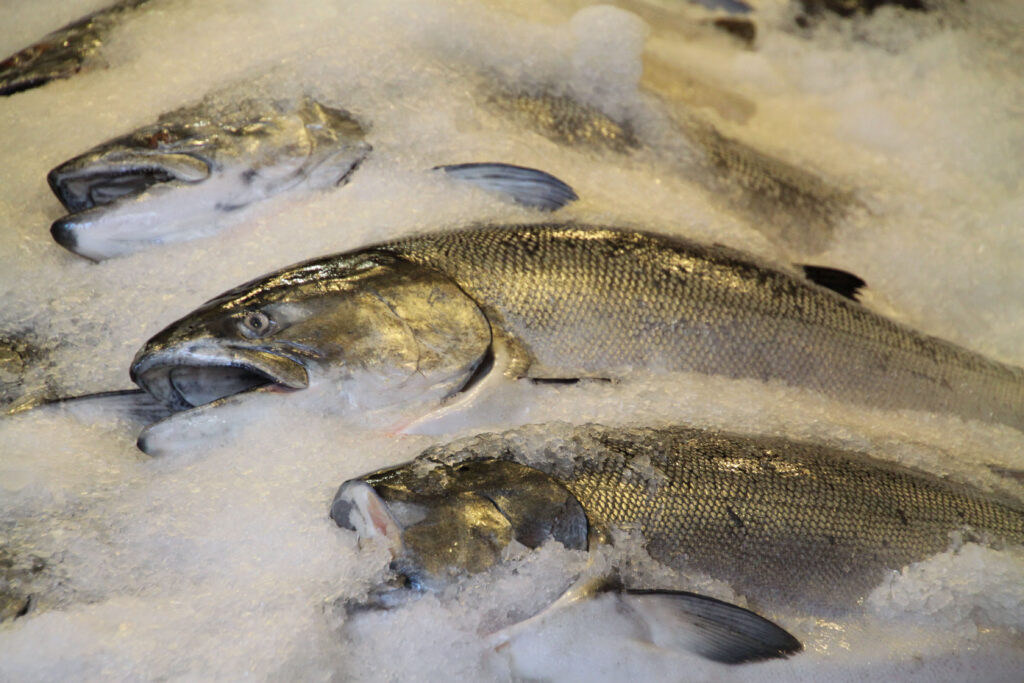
left=800, top=265, right=866, bottom=301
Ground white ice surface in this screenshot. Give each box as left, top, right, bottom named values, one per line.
left=1, top=0, right=1023, bottom=681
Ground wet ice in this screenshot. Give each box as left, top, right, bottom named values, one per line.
left=1, top=0, right=1024, bottom=680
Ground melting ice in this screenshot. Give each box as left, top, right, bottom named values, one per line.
left=1, top=0, right=1023, bottom=680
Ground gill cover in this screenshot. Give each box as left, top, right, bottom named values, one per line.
left=332, top=459, right=589, bottom=584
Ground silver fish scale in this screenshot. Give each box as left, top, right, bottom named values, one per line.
left=488, top=92, right=640, bottom=154
left=383, top=225, right=1024, bottom=430
left=501, top=425, right=1024, bottom=611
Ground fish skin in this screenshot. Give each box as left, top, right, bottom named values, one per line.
left=490, top=91, right=642, bottom=155
left=490, top=88, right=855, bottom=252
left=131, top=224, right=1024, bottom=435
left=0, top=0, right=150, bottom=97
left=0, top=331, right=62, bottom=414
left=0, top=546, right=45, bottom=623
left=797, top=0, right=928, bottom=20
left=46, top=90, right=371, bottom=260
left=335, top=423, right=1024, bottom=612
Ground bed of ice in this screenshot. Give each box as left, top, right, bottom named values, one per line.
left=1, top=0, right=1022, bottom=680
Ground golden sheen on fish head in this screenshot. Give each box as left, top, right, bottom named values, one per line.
left=331, top=458, right=589, bottom=589
left=130, top=252, right=491, bottom=414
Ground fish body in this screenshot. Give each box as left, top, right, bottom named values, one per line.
left=47, top=91, right=371, bottom=260
left=130, top=225, right=1024, bottom=452
left=332, top=423, right=1024, bottom=612
left=0, top=0, right=149, bottom=97
left=492, top=88, right=853, bottom=252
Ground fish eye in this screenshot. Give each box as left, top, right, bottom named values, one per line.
left=237, top=310, right=275, bottom=338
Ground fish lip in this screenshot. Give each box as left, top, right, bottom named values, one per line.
left=130, top=343, right=310, bottom=412
left=47, top=152, right=212, bottom=213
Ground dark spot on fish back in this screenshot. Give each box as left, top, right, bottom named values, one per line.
left=726, top=506, right=745, bottom=530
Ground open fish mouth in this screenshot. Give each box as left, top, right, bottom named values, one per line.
left=48, top=153, right=211, bottom=213
left=46, top=152, right=213, bottom=257
left=130, top=347, right=310, bottom=413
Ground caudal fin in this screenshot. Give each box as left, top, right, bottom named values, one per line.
left=436, top=162, right=578, bottom=210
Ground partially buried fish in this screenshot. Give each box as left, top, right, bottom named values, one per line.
left=330, top=423, right=1024, bottom=661
left=0, top=0, right=150, bottom=97
left=47, top=87, right=576, bottom=261
left=490, top=87, right=854, bottom=253
left=128, top=224, right=1024, bottom=454
left=47, top=90, right=372, bottom=261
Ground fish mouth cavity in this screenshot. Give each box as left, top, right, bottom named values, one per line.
left=131, top=349, right=309, bottom=413
left=48, top=154, right=212, bottom=213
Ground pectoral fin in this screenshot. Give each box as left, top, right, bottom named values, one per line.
left=437, top=163, right=578, bottom=210
left=618, top=589, right=802, bottom=664
left=16, top=389, right=175, bottom=426
left=490, top=574, right=801, bottom=665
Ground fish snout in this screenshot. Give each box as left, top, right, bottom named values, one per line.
left=49, top=216, right=80, bottom=254
left=331, top=479, right=405, bottom=557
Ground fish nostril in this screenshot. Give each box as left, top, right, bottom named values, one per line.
left=50, top=217, right=78, bottom=251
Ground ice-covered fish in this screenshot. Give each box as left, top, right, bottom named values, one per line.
left=46, top=91, right=372, bottom=261
left=0, top=0, right=150, bottom=97
left=47, top=88, right=577, bottom=260
left=330, top=423, right=1023, bottom=656
left=492, top=87, right=856, bottom=253
left=0, top=547, right=46, bottom=624
left=129, top=224, right=1024, bottom=453
left=0, top=331, right=60, bottom=414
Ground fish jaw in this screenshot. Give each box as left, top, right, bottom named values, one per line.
left=46, top=146, right=219, bottom=259
left=130, top=342, right=310, bottom=412
left=46, top=177, right=255, bottom=261
left=48, top=150, right=211, bottom=213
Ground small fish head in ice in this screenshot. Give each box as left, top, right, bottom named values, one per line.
left=47, top=95, right=370, bottom=260
left=331, top=458, right=588, bottom=591
left=130, top=252, right=491, bottom=453
left=0, top=0, right=149, bottom=97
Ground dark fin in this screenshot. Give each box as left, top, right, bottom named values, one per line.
left=800, top=265, right=866, bottom=301
left=619, top=589, right=802, bottom=664
left=528, top=377, right=613, bottom=385
left=36, top=389, right=174, bottom=426
left=436, top=163, right=578, bottom=211
left=987, top=464, right=1024, bottom=484
left=712, top=18, right=756, bottom=45
left=689, top=0, right=753, bottom=13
